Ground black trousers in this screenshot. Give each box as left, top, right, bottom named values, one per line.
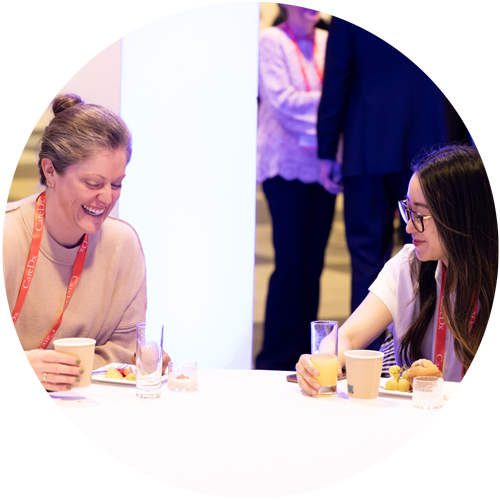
left=255, top=176, right=336, bottom=371
left=343, top=170, right=413, bottom=350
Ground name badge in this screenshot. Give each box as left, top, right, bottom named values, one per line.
left=299, top=133, right=318, bottom=149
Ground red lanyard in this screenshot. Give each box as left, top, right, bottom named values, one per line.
left=280, top=23, right=323, bottom=92
left=11, top=191, right=89, bottom=349
left=434, top=264, right=477, bottom=378
left=472, top=21, right=486, bottom=54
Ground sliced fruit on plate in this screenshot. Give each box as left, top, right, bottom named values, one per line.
left=106, top=367, right=124, bottom=379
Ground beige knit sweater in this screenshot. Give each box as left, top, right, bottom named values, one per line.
left=3, top=193, right=147, bottom=369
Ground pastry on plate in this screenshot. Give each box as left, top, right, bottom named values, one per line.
left=407, top=359, right=442, bottom=387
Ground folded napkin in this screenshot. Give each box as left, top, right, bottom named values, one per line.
left=444, top=384, right=498, bottom=403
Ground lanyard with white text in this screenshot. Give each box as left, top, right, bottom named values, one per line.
left=434, top=264, right=478, bottom=379
left=280, top=23, right=323, bottom=92
left=11, top=191, right=89, bottom=349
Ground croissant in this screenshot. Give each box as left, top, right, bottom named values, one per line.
left=407, top=359, right=442, bottom=388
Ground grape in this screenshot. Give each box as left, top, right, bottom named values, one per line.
left=389, top=365, right=401, bottom=377
left=385, top=378, right=398, bottom=391
left=397, top=378, right=410, bottom=392
left=402, top=370, right=408, bottom=380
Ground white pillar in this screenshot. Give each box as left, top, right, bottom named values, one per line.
left=119, top=3, right=260, bottom=368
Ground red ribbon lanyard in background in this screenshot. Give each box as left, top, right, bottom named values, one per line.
left=434, top=265, right=477, bottom=379
left=11, top=191, right=89, bottom=349
left=280, top=23, right=323, bottom=92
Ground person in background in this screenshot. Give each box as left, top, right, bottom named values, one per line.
left=467, top=2, right=498, bottom=170
left=317, top=16, right=471, bottom=351
left=271, top=3, right=330, bottom=30
left=255, top=5, right=336, bottom=371
left=3, top=93, right=168, bottom=391
left=296, top=145, right=497, bottom=395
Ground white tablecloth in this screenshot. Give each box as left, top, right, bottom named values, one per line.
left=53, top=369, right=446, bottom=497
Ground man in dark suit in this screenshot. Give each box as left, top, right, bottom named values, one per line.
left=317, top=16, right=470, bottom=350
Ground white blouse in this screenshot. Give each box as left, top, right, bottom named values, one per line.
left=369, top=244, right=463, bottom=382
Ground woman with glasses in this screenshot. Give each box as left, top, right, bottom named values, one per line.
left=296, top=144, right=497, bottom=394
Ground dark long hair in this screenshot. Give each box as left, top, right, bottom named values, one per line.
left=398, top=145, right=498, bottom=372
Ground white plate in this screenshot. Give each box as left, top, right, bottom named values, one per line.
left=378, top=377, right=459, bottom=400
left=91, top=363, right=167, bottom=385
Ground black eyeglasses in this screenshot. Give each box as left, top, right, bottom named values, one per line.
left=398, top=199, right=433, bottom=233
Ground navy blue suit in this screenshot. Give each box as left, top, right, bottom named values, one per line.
left=317, top=17, right=470, bottom=347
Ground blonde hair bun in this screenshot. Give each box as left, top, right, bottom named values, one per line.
left=51, top=93, right=84, bottom=116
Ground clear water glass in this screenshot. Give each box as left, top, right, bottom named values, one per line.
left=136, top=322, right=164, bottom=399
left=412, top=376, right=444, bottom=409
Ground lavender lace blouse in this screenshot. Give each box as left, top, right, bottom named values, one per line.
left=257, top=25, right=327, bottom=184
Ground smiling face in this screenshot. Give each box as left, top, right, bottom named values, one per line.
left=406, top=174, right=449, bottom=266
left=284, top=6, right=320, bottom=35
left=41, top=149, right=127, bottom=247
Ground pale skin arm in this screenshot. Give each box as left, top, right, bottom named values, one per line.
left=296, top=292, right=393, bottom=396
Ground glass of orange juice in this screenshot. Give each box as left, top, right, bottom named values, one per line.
left=311, top=353, right=338, bottom=395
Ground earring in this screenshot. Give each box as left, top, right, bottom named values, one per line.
left=47, top=183, right=51, bottom=188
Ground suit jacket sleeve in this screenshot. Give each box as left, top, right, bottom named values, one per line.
left=317, top=17, right=353, bottom=159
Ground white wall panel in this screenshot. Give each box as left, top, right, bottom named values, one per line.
left=119, top=3, right=259, bottom=368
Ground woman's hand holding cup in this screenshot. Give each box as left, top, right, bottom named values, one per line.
left=27, top=350, right=82, bottom=391
left=296, top=354, right=320, bottom=396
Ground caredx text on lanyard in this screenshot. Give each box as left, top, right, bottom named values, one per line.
left=11, top=191, right=88, bottom=349
left=279, top=22, right=323, bottom=91
left=434, top=265, right=478, bottom=379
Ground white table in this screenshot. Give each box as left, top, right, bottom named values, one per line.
left=53, top=369, right=447, bottom=497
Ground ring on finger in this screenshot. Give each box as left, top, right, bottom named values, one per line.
left=43, top=372, right=48, bottom=382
